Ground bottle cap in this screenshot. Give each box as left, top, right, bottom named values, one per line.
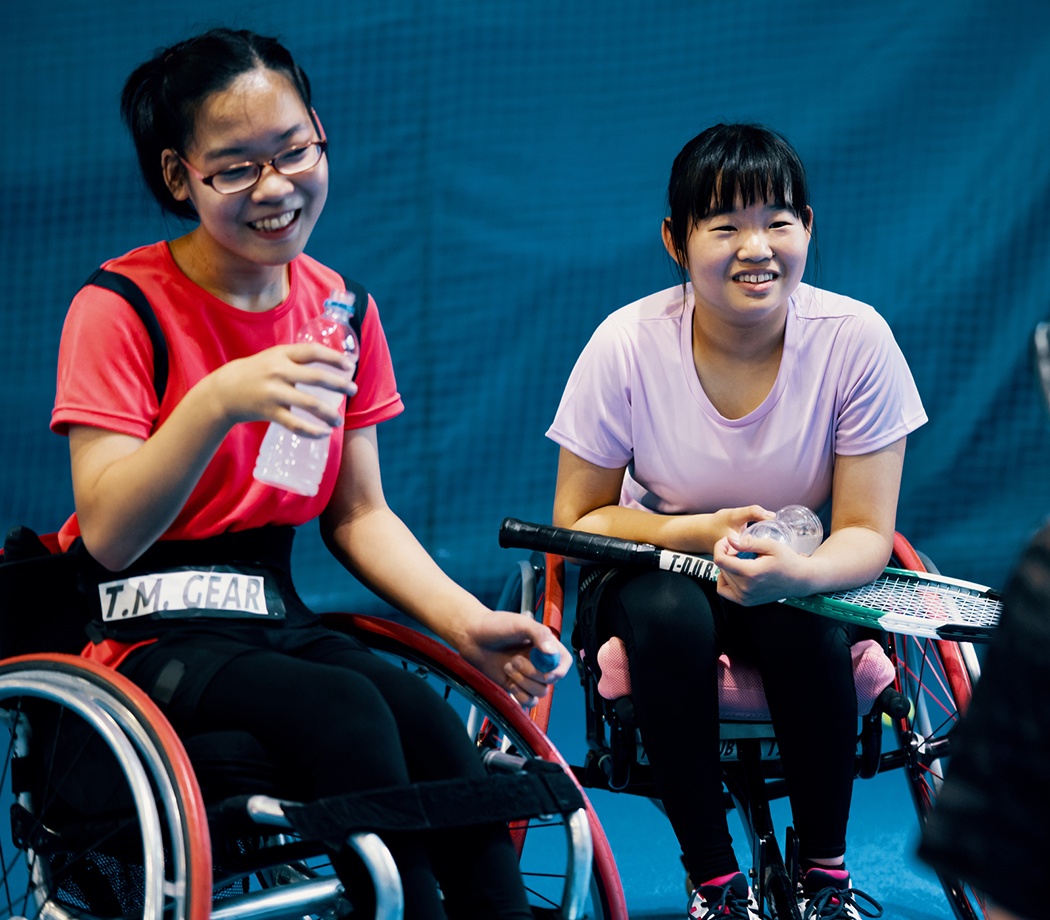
left=324, top=289, right=357, bottom=316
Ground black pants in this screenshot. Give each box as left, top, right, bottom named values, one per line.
left=119, top=623, right=531, bottom=920
left=591, top=568, right=858, bottom=884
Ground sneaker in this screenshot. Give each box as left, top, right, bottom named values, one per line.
left=797, top=868, right=883, bottom=920
left=688, top=871, right=762, bottom=919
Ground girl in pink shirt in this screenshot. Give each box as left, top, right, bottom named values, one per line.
left=548, top=123, right=925, bottom=920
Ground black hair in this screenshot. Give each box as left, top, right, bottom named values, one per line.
left=665, top=123, right=814, bottom=286
left=120, top=28, right=314, bottom=219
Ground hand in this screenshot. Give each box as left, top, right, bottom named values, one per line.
left=713, top=528, right=812, bottom=607
left=205, top=343, right=358, bottom=436
left=455, top=609, right=572, bottom=707
left=708, top=505, right=776, bottom=544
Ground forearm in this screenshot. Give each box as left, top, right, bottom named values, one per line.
left=71, top=383, right=231, bottom=570
left=321, top=505, right=490, bottom=650
left=803, top=524, right=894, bottom=595
left=562, top=503, right=728, bottom=555
left=552, top=446, right=761, bottom=554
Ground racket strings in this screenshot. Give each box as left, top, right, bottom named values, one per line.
left=826, top=574, right=999, bottom=628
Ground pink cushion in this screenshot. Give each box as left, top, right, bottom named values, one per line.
left=594, top=636, right=895, bottom=721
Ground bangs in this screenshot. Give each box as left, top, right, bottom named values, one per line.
left=701, top=164, right=797, bottom=222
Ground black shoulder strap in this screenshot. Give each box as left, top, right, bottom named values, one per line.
left=84, top=268, right=170, bottom=404
left=335, top=274, right=369, bottom=380
left=80, top=268, right=370, bottom=399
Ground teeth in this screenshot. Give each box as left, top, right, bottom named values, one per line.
left=250, top=211, right=296, bottom=231
left=736, top=272, right=774, bottom=283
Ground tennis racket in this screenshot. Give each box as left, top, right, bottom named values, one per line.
left=499, top=518, right=1001, bottom=642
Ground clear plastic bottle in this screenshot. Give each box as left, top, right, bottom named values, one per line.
left=252, top=290, right=359, bottom=496
left=739, top=504, right=823, bottom=557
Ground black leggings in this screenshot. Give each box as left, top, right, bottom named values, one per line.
left=594, top=569, right=858, bottom=883
left=121, top=627, right=531, bottom=920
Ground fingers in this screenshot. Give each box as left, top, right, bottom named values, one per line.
left=464, top=610, right=572, bottom=706
left=503, top=651, right=563, bottom=707
left=519, top=622, right=572, bottom=680
left=530, top=647, right=561, bottom=672
left=287, top=341, right=357, bottom=374
left=214, top=343, right=357, bottom=432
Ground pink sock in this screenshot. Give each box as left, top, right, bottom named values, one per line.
left=702, top=871, right=741, bottom=887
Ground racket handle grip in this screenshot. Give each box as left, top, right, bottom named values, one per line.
left=499, top=518, right=655, bottom=566
left=530, top=648, right=561, bottom=672
left=875, top=686, right=911, bottom=720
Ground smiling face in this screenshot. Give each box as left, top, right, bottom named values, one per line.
left=163, top=67, right=328, bottom=276
left=663, top=194, right=812, bottom=329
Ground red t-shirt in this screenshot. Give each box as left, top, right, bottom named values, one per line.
left=52, top=242, right=404, bottom=551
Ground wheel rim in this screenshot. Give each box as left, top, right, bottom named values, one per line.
left=890, top=634, right=988, bottom=919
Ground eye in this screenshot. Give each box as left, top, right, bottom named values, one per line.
left=710, top=224, right=737, bottom=233
left=276, top=145, right=312, bottom=167
left=216, top=164, right=256, bottom=182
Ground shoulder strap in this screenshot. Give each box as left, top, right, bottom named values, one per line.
left=83, top=268, right=170, bottom=405
left=80, top=268, right=370, bottom=400
left=333, top=274, right=370, bottom=379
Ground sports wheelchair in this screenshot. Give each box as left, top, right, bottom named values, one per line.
left=0, top=530, right=627, bottom=920
left=496, top=532, right=984, bottom=920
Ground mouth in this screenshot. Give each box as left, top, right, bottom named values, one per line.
left=248, top=210, right=300, bottom=233
left=733, top=271, right=777, bottom=284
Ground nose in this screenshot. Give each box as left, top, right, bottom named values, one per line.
left=252, top=163, right=296, bottom=201
left=737, top=229, right=773, bottom=262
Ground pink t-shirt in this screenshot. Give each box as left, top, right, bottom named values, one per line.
left=52, top=242, right=404, bottom=550
left=547, top=283, right=927, bottom=516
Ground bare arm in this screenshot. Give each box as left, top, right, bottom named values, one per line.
left=70, top=342, right=354, bottom=571
left=552, top=446, right=773, bottom=554
left=320, top=427, right=570, bottom=705
left=715, top=438, right=906, bottom=605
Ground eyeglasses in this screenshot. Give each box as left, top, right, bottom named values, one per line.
left=179, top=140, right=328, bottom=195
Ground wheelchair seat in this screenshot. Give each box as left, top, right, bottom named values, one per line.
left=593, top=635, right=897, bottom=721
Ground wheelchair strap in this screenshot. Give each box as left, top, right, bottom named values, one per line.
left=268, top=761, right=584, bottom=843
left=80, top=268, right=371, bottom=407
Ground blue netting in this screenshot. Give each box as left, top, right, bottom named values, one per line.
left=3, top=0, right=1049, bottom=614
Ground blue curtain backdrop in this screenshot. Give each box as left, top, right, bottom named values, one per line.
left=3, top=0, right=1049, bottom=615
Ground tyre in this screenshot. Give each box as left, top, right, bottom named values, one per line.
left=0, top=655, right=211, bottom=920
left=888, top=536, right=986, bottom=920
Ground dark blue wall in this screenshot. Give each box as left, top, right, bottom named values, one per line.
left=4, top=1, right=1049, bottom=613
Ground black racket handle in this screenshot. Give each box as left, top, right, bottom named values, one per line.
left=498, top=518, right=658, bottom=567
left=875, top=685, right=912, bottom=720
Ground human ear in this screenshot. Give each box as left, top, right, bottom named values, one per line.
left=161, top=149, right=190, bottom=201
left=661, top=218, right=683, bottom=266
left=803, top=206, right=814, bottom=235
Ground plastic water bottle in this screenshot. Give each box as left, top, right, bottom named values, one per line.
left=739, top=505, right=823, bottom=558
left=253, top=290, right=359, bottom=496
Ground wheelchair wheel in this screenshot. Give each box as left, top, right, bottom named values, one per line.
left=0, top=655, right=211, bottom=920
left=889, top=633, right=986, bottom=919
left=888, top=537, right=986, bottom=920
left=325, top=613, right=625, bottom=920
